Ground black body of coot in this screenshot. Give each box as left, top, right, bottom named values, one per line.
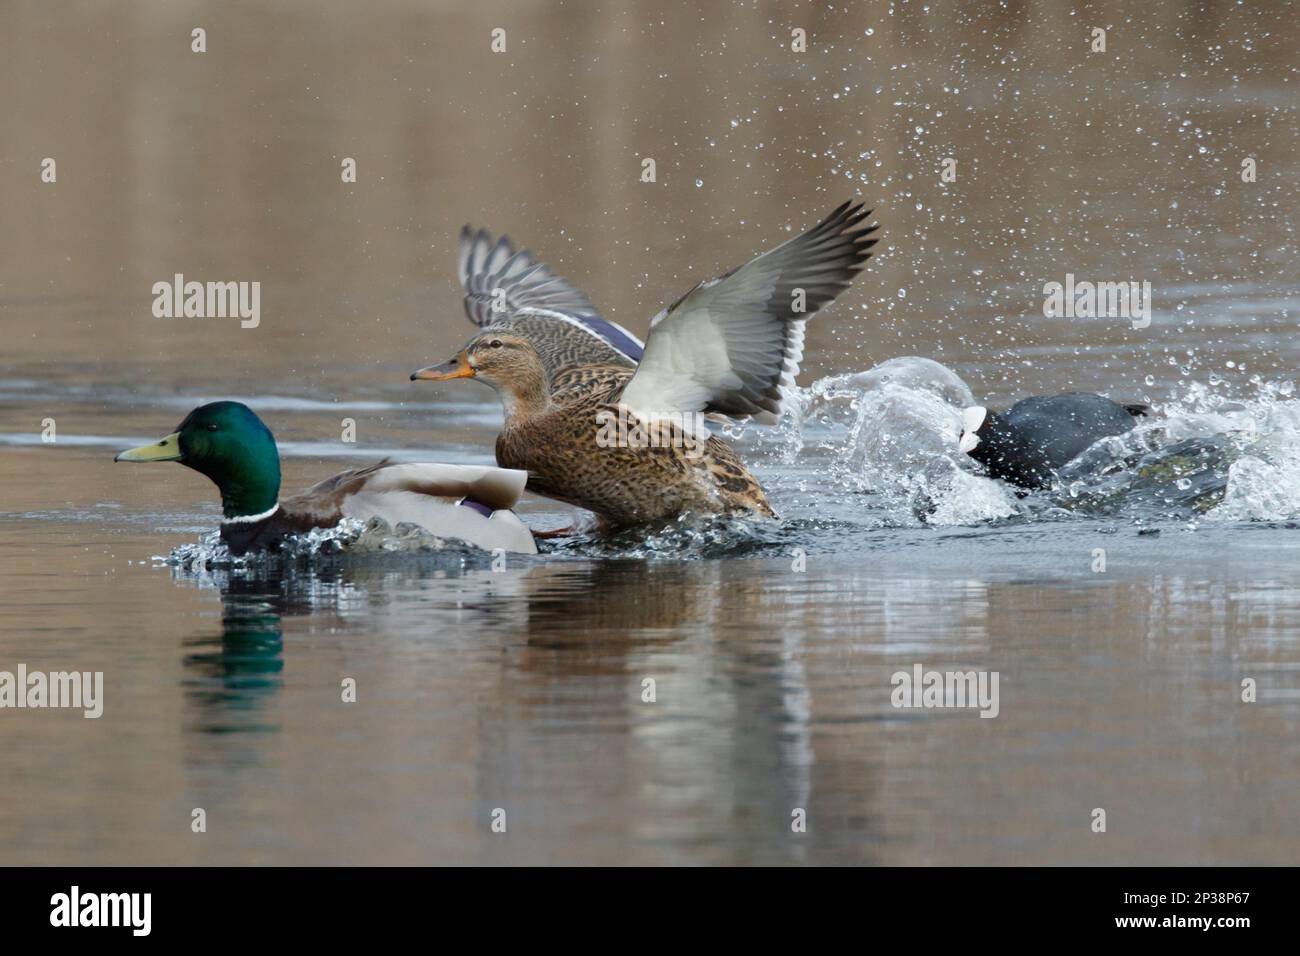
left=964, top=392, right=1149, bottom=489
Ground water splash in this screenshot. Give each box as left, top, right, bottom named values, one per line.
left=1208, top=399, right=1300, bottom=521
left=158, top=517, right=511, bottom=572
left=764, top=357, right=1300, bottom=527
left=147, top=363, right=1300, bottom=567
left=1054, top=376, right=1300, bottom=521
left=543, top=510, right=796, bottom=560
left=775, top=356, right=1018, bottom=526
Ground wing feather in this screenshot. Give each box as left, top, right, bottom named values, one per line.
left=299, top=462, right=528, bottom=511
left=619, top=201, right=878, bottom=424
left=457, top=227, right=644, bottom=366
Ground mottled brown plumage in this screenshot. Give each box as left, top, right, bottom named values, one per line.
left=415, top=202, right=879, bottom=527
left=457, top=227, right=642, bottom=377
left=480, top=310, right=637, bottom=377
left=414, top=336, right=775, bottom=526
left=496, top=364, right=776, bottom=526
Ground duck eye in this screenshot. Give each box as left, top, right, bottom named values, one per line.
left=489, top=339, right=503, bottom=349
left=205, top=424, right=219, bottom=432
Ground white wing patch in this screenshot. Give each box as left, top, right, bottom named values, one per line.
left=338, top=463, right=535, bottom=554
left=618, top=202, right=878, bottom=424
left=342, top=491, right=537, bottom=554
left=355, top=463, right=527, bottom=510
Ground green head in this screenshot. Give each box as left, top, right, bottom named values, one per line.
left=115, top=401, right=281, bottom=519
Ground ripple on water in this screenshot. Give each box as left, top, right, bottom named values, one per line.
left=42, top=358, right=1300, bottom=563
left=160, top=517, right=526, bottom=573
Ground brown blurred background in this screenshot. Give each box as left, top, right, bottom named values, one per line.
left=2, top=0, right=1294, bottom=402
left=1, top=0, right=1298, bottom=868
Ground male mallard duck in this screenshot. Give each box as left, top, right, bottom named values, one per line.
left=959, top=392, right=1151, bottom=489
left=412, top=201, right=878, bottom=526
left=115, top=401, right=537, bottom=554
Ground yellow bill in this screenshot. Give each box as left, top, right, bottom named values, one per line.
left=115, top=431, right=183, bottom=462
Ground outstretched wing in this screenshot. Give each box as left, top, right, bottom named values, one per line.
left=617, top=201, right=878, bottom=425
left=458, top=227, right=644, bottom=369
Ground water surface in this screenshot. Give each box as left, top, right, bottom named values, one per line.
left=1, top=0, right=1298, bottom=865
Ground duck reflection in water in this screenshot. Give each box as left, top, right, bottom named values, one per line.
left=182, top=573, right=288, bottom=735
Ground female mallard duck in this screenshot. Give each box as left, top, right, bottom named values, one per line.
left=412, top=201, right=878, bottom=527
left=114, top=401, right=537, bottom=554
